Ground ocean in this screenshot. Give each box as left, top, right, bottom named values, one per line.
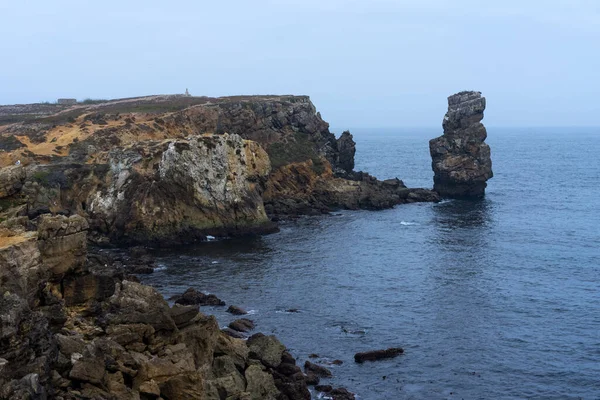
left=141, top=127, right=600, bottom=399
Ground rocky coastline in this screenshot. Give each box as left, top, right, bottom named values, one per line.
left=0, top=92, right=490, bottom=398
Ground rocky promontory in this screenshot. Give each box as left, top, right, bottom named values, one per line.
left=0, top=95, right=439, bottom=245
left=429, top=91, right=493, bottom=198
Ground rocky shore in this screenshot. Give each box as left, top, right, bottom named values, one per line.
left=0, top=92, right=490, bottom=398
left=0, top=215, right=362, bottom=399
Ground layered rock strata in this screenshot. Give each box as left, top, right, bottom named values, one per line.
left=0, top=95, right=439, bottom=244
left=429, top=91, right=493, bottom=198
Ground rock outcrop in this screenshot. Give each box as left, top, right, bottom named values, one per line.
left=335, top=131, right=356, bottom=174
left=0, top=217, right=318, bottom=399
left=87, top=133, right=276, bottom=244
left=0, top=165, right=26, bottom=199
left=429, top=91, right=493, bottom=198
left=0, top=95, right=439, bottom=244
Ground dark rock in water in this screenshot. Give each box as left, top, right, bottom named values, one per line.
left=286, top=308, right=300, bottom=313
left=277, top=362, right=302, bottom=377
left=331, top=387, right=356, bottom=400
left=308, top=353, right=319, bottom=358
left=222, top=327, right=246, bottom=339
left=304, top=361, right=332, bottom=377
left=336, top=130, right=356, bottom=173
left=304, top=371, right=320, bottom=385
left=227, top=305, right=248, bottom=315
left=429, top=91, right=493, bottom=198
left=228, top=318, right=255, bottom=332
left=354, top=347, right=404, bottom=363
left=315, top=384, right=333, bottom=393
left=173, top=287, right=226, bottom=306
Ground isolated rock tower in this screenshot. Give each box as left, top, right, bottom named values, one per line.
left=429, top=91, right=493, bottom=198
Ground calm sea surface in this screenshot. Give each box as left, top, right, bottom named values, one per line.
left=142, top=128, right=600, bottom=400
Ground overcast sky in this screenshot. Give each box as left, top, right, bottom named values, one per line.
left=1, top=0, right=598, bottom=128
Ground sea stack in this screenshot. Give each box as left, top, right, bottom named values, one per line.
left=429, top=91, right=493, bottom=198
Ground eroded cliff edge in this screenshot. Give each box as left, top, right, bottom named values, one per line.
left=0, top=95, right=438, bottom=244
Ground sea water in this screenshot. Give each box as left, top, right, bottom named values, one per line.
left=142, top=127, right=600, bottom=400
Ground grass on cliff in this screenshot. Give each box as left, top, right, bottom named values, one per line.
left=266, top=132, right=325, bottom=174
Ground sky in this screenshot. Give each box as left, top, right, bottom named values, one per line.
left=1, top=0, right=598, bottom=128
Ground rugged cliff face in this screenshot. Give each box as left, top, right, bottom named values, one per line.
left=0, top=95, right=438, bottom=244
left=0, top=217, right=317, bottom=399
left=86, top=134, right=275, bottom=244
left=429, top=91, right=493, bottom=198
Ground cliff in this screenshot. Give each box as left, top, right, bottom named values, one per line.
left=0, top=216, right=319, bottom=399
left=0, top=95, right=438, bottom=244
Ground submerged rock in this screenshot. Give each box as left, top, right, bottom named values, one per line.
left=429, top=91, right=493, bottom=198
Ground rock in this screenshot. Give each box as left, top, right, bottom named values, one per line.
left=335, top=131, right=356, bottom=173
left=69, top=359, right=105, bottom=384
left=169, top=304, right=200, bottom=328
left=245, top=364, right=280, bottom=400
left=56, top=334, right=86, bottom=356
left=37, top=214, right=89, bottom=278
left=304, top=372, right=320, bottom=385
left=139, top=379, right=160, bottom=397
left=0, top=165, right=26, bottom=198
left=106, top=280, right=177, bottom=332
left=276, top=363, right=302, bottom=377
left=227, top=305, right=247, bottom=315
left=315, top=384, right=333, bottom=393
left=303, top=361, right=332, bottom=377
left=222, top=327, right=247, bottom=339
left=62, top=272, right=116, bottom=306
left=354, top=347, right=404, bottom=363
left=228, top=318, right=255, bottom=332
left=429, top=91, right=493, bottom=198
left=247, top=334, right=286, bottom=368
left=87, top=133, right=276, bottom=244
left=174, top=287, right=226, bottom=306
left=331, top=387, right=356, bottom=400
left=160, top=372, right=206, bottom=399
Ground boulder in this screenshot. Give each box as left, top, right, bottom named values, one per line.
left=228, top=318, right=255, bottom=333
left=69, top=359, right=105, bottom=384
left=244, top=364, right=279, bottom=400
left=354, top=347, right=404, bottom=363
left=303, top=361, right=332, bottom=377
left=227, top=305, right=247, bottom=315
left=247, top=334, right=285, bottom=368
left=174, top=287, right=226, bottom=306
left=331, top=387, right=356, bottom=400
left=429, top=91, right=493, bottom=198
